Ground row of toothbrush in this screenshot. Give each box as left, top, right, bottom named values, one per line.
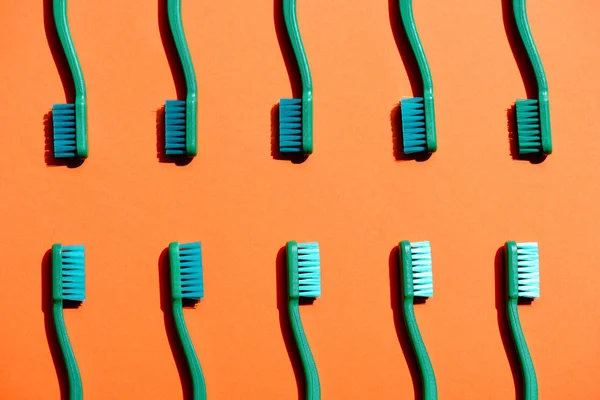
left=50, top=0, right=552, bottom=161
left=52, top=240, right=540, bottom=400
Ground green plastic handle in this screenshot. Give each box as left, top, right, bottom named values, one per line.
left=172, top=300, right=207, bottom=400
left=403, top=299, right=437, bottom=400
left=288, top=299, right=320, bottom=400
left=167, top=0, right=198, bottom=156
left=399, top=0, right=436, bottom=152
left=283, top=0, right=313, bottom=154
left=53, top=0, right=88, bottom=158
left=507, top=299, right=538, bottom=400
left=513, top=0, right=551, bottom=154
left=53, top=302, right=82, bottom=400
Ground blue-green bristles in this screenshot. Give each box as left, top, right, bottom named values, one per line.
left=297, top=242, right=321, bottom=299
left=515, top=99, right=542, bottom=154
left=279, top=98, right=302, bottom=153
left=400, top=97, right=426, bottom=154
left=165, top=100, right=187, bottom=155
left=60, top=245, right=85, bottom=302
left=52, top=103, right=77, bottom=158
left=516, top=242, right=540, bottom=299
left=178, top=242, right=204, bottom=301
left=410, top=241, right=433, bottom=298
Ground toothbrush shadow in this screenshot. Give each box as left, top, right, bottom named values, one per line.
left=389, top=247, right=423, bottom=400
left=157, top=0, right=192, bottom=165
left=495, top=247, right=525, bottom=400
left=42, top=249, right=79, bottom=400
left=272, top=0, right=308, bottom=163
left=159, top=248, right=195, bottom=400
left=276, top=246, right=306, bottom=400
left=502, top=0, right=546, bottom=164
left=390, top=104, right=432, bottom=162
left=43, top=0, right=83, bottom=168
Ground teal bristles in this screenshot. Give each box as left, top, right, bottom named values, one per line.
left=165, top=99, right=188, bottom=156
left=297, top=242, right=321, bottom=299
left=52, top=244, right=86, bottom=302
left=515, top=99, right=542, bottom=154
left=52, top=103, right=77, bottom=158
left=400, top=97, right=427, bottom=154
left=179, top=242, right=204, bottom=301
left=409, top=241, right=433, bottom=298
left=170, top=241, right=204, bottom=301
left=516, top=242, right=540, bottom=299
left=279, top=98, right=302, bottom=153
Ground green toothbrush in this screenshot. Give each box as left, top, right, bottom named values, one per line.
left=399, top=240, right=437, bottom=400
left=169, top=242, right=207, bottom=399
left=279, top=0, right=314, bottom=155
left=51, top=244, right=85, bottom=400
left=164, top=0, right=198, bottom=157
left=286, top=241, right=321, bottom=400
left=505, top=241, right=540, bottom=400
left=51, top=0, right=88, bottom=159
left=398, top=0, right=436, bottom=155
left=512, top=0, right=552, bottom=155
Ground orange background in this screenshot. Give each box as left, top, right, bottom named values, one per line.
left=1, top=0, right=600, bottom=398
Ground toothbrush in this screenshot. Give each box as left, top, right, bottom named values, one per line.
left=164, top=0, right=198, bottom=157
left=399, top=240, right=437, bottom=399
left=279, top=0, right=313, bottom=155
left=168, top=242, right=206, bottom=399
left=51, top=0, right=88, bottom=159
left=512, top=0, right=552, bottom=155
left=398, top=0, right=436, bottom=155
left=285, top=241, right=321, bottom=399
left=51, top=244, right=85, bottom=400
left=505, top=241, right=539, bottom=400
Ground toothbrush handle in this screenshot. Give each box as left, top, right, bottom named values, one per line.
left=399, top=0, right=433, bottom=96
left=172, top=302, right=207, bottom=400
left=282, top=0, right=313, bottom=96
left=289, top=301, right=321, bottom=400
left=403, top=299, right=437, bottom=400
left=167, top=0, right=198, bottom=97
left=507, top=299, right=538, bottom=400
left=512, top=0, right=548, bottom=95
left=53, top=0, right=86, bottom=100
left=53, top=302, right=83, bottom=400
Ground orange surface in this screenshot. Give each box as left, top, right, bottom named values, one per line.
left=1, top=0, right=600, bottom=398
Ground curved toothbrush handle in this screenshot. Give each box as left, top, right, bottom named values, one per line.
left=403, top=299, right=437, bottom=400
left=53, top=0, right=86, bottom=100
left=167, top=0, right=198, bottom=96
left=398, top=0, right=433, bottom=96
left=507, top=298, right=538, bottom=400
left=512, top=0, right=548, bottom=96
left=173, top=302, right=207, bottom=400
left=53, top=302, right=83, bottom=400
left=289, top=301, right=320, bottom=400
left=282, top=0, right=313, bottom=154
left=53, top=0, right=87, bottom=157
